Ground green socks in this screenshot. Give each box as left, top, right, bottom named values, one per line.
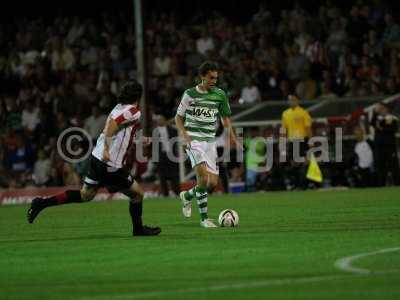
left=195, top=186, right=208, bottom=221
left=184, top=187, right=196, bottom=201
left=184, top=186, right=208, bottom=220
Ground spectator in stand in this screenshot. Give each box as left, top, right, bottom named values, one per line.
left=5, top=96, right=22, bottom=130
left=277, top=79, right=292, bottom=100
left=80, top=38, right=99, bottom=70
left=153, top=50, right=172, bottom=77
left=4, top=132, right=34, bottom=187
left=380, top=13, right=400, bottom=51
left=287, top=43, right=310, bottom=83
left=336, top=65, right=353, bottom=96
left=370, top=81, right=383, bottom=96
left=370, top=64, right=382, bottom=85
left=196, top=29, right=215, bottom=56
left=62, top=163, right=81, bottom=186
left=66, top=17, right=85, bottom=46
left=384, top=77, right=398, bottom=95
left=318, top=81, right=338, bottom=101
left=84, top=106, right=107, bottom=141
left=257, top=62, right=284, bottom=100
left=366, top=30, right=382, bottom=58
left=295, top=74, right=317, bottom=100
left=326, top=20, right=347, bottom=69
left=21, top=100, right=40, bottom=133
left=239, top=77, right=261, bottom=104
left=347, top=5, right=369, bottom=51
left=356, top=56, right=372, bottom=81
left=32, top=150, right=51, bottom=186
left=185, top=41, right=203, bottom=69
left=51, top=38, right=76, bottom=71
left=345, top=79, right=361, bottom=97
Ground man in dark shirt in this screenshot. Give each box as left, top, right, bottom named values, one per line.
left=371, top=103, right=400, bottom=186
left=154, top=113, right=180, bottom=197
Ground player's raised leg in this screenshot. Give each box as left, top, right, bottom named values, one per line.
left=121, top=180, right=161, bottom=236
left=27, top=185, right=97, bottom=223
left=180, top=188, right=194, bottom=217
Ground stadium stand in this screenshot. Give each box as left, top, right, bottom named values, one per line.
left=1, top=1, right=400, bottom=191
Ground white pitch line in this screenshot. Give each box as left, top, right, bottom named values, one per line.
left=334, top=247, right=400, bottom=274
left=79, top=248, right=400, bottom=300
left=79, top=274, right=353, bottom=300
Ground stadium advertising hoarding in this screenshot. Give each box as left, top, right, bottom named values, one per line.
left=0, top=182, right=196, bottom=205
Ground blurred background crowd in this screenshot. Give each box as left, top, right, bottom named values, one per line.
left=0, top=0, right=399, bottom=191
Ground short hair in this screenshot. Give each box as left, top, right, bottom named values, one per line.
left=288, top=94, right=300, bottom=101
left=198, top=61, right=219, bottom=76
left=117, top=80, right=143, bottom=104
left=379, top=101, right=390, bottom=111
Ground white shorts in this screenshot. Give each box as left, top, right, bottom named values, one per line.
left=186, top=140, right=219, bottom=175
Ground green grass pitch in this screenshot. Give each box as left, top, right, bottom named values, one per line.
left=1, top=187, right=400, bottom=300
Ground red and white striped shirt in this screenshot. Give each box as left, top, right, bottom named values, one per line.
left=92, top=104, right=141, bottom=168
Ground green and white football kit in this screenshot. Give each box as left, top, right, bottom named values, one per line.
left=176, top=85, right=231, bottom=225
left=176, top=85, right=232, bottom=174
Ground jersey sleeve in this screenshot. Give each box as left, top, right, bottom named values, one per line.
left=219, top=90, right=231, bottom=117
left=113, top=106, right=141, bottom=125
left=176, top=91, right=191, bottom=117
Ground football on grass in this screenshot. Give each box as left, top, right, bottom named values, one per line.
left=218, top=209, right=239, bottom=227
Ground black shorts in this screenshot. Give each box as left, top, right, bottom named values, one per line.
left=84, top=155, right=133, bottom=193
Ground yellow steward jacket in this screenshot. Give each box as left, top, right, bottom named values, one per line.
left=282, top=106, right=312, bottom=140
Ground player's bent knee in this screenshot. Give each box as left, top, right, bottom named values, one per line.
left=210, top=181, right=218, bottom=190
left=128, top=181, right=144, bottom=201
left=81, top=192, right=95, bottom=202
left=135, top=187, right=144, bottom=199
left=132, top=191, right=143, bottom=202
left=198, top=175, right=208, bottom=188
left=80, top=188, right=96, bottom=202
left=208, top=180, right=218, bottom=192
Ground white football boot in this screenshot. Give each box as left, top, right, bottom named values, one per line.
left=180, top=191, right=192, bottom=218
left=200, top=219, right=218, bottom=228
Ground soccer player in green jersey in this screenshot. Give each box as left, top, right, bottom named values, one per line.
left=175, top=61, right=240, bottom=228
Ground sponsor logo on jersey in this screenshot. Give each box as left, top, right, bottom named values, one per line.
left=189, top=107, right=218, bottom=118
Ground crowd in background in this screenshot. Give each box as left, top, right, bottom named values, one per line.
left=1, top=1, right=400, bottom=190
left=238, top=102, right=399, bottom=193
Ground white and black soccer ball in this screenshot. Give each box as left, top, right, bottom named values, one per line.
left=218, top=209, right=239, bottom=227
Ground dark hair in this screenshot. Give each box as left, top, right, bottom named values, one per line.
left=379, top=101, right=390, bottom=110
left=198, top=61, right=218, bottom=76
left=117, top=80, right=143, bottom=104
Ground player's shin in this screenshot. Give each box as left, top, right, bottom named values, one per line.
left=183, top=187, right=196, bottom=201
left=195, top=186, right=208, bottom=220
left=42, top=190, right=83, bottom=207
left=129, top=200, right=143, bottom=231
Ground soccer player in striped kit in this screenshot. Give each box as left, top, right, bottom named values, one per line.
left=175, top=61, right=240, bottom=228
left=27, top=80, right=161, bottom=236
